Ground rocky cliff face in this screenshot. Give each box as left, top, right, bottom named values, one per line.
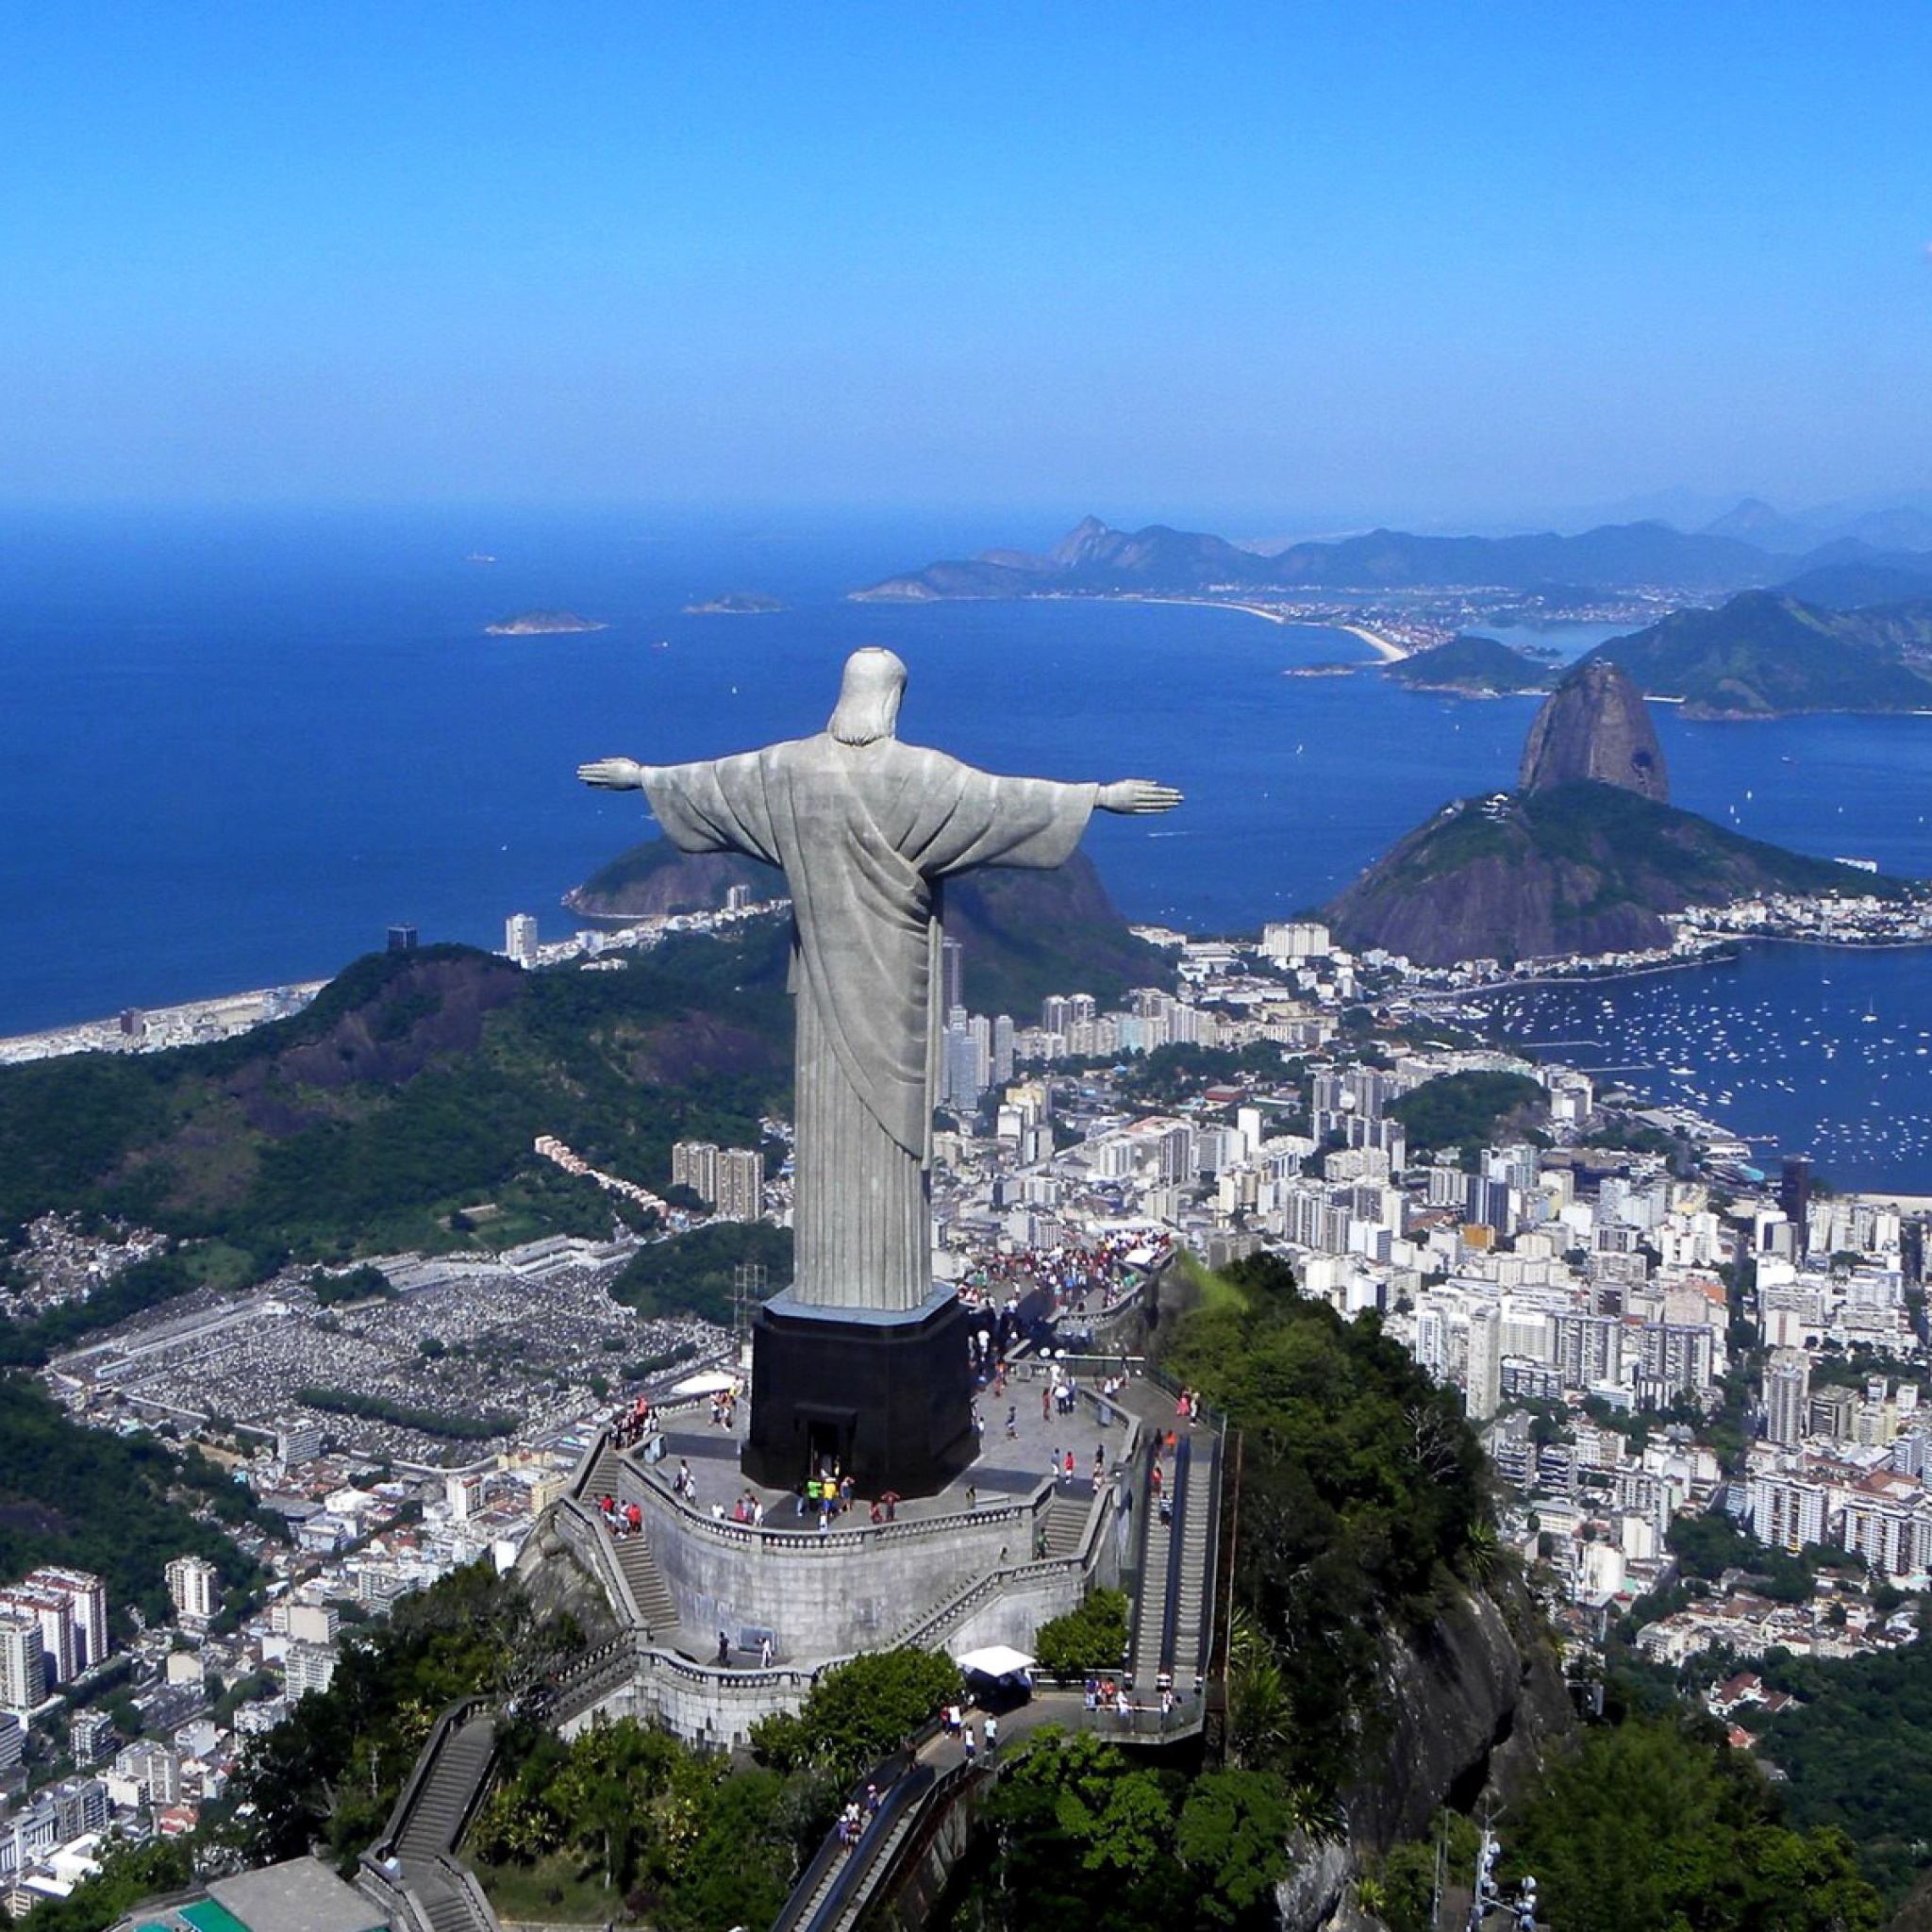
left=1347, top=1579, right=1570, bottom=1853
left=1274, top=1578, right=1572, bottom=1932
left=1518, top=659, right=1669, bottom=801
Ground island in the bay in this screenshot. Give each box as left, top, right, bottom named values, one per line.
left=680, top=590, right=785, bottom=615
left=483, top=608, right=608, bottom=635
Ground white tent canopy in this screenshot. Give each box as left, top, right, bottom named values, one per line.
left=668, top=1369, right=738, bottom=1397
left=955, top=1644, right=1035, bottom=1678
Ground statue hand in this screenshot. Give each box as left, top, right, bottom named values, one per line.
left=1099, top=779, right=1182, bottom=815
left=578, top=758, right=647, bottom=791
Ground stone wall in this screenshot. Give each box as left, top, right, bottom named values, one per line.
left=635, top=1478, right=1051, bottom=1657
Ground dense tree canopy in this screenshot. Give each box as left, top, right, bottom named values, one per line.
left=1163, top=1251, right=1490, bottom=1796
left=0, top=1374, right=271, bottom=1626
left=1505, top=1717, right=1881, bottom=1932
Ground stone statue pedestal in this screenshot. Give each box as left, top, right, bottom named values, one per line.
left=743, top=1284, right=974, bottom=1499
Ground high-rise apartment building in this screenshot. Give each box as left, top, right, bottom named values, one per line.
left=671, top=1140, right=720, bottom=1203
left=27, top=1569, right=108, bottom=1674
left=1465, top=1306, right=1502, bottom=1423
left=164, top=1556, right=219, bottom=1626
left=0, top=1613, right=46, bottom=1711
left=285, top=1642, right=338, bottom=1702
left=0, top=1588, right=74, bottom=1687
left=504, top=912, right=540, bottom=967
left=714, top=1148, right=764, bottom=1222
left=991, top=1013, right=1015, bottom=1086
left=941, top=937, right=964, bottom=1016
left=1763, top=1348, right=1811, bottom=1448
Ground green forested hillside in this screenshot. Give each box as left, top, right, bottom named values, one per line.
left=1386, top=633, right=1553, bottom=692
left=1591, top=590, right=1932, bottom=715
left=0, top=933, right=792, bottom=1285
left=0, top=1375, right=273, bottom=1625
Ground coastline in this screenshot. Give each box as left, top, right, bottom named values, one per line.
left=1100, top=594, right=1412, bottom=663
left=1107, top=593, right=1288, bottom=625
left=1333, top=621, right=1409, bottom=663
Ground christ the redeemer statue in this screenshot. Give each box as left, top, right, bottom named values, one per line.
left=580, top=647, right=1177, bottom=1491
left=580, top=646, right=1179, bottom=1315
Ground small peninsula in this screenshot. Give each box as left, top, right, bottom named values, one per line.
left=681, top=591, right=785, bottom=615
left=483, top=609, right=608, bottom=636
left=1385, top=632, right=1554, bottom=694
left=1326, top=660, right=1909, bottom=965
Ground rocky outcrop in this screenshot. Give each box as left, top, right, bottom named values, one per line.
left=1519, top=659, right=1669, bottom=801
left=1345, top=1580, right=1569, bottom=1855
left=1324, top=780, right=1897, bottom=967
left=566, top=843, right=776, bottom=921
left=1275, top=1580, right=1568, bottom=1932
left=1326, top=647, right=1906, bottom=964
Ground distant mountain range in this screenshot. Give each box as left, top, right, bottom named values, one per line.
left=1699, top=497, right=1932, bottom=557
left=854, top=508, right=1932, bottom=602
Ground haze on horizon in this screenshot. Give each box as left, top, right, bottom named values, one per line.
left=6, top=2, right=1931, bottom=537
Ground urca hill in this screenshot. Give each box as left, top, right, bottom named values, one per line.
left=1324, top=660, right=1906, bottom=966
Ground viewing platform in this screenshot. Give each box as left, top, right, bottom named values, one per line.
left=518, top=1346, right=1225, bottom=1751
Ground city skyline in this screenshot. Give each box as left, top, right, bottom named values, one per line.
left=5, top=4, right=1931, bottom=528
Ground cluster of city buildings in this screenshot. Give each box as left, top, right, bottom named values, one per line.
left=919, top=922, right=1932, bottom=1703
left=1675, top=888, right=1932, bottom=946
left=5, top=891, right=1931, bottom=1901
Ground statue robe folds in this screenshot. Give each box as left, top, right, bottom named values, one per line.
left=643, top=735, right=1096, bottom=1313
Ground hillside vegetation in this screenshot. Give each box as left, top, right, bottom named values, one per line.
left=1386, top=633, right=1553, bottom=693
left=0, top=935, right=794, bottom=1356
left=1326, top=779, right=1906, bottom=966
left=0, top=1374, right=273, bottom=1626
left=1591, top=590, right=1932, bottom=716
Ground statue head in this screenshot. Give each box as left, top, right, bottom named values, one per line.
left=828, top=647, right=907, bottom=745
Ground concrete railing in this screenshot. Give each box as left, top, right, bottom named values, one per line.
left=609, top=1448, right=1058, bottom=1556
left=435, top=1855, right=504, bottom=1932
left=356, top=1850, right=433, bottom=1932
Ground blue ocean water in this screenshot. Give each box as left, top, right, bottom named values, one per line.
left=4, top=507, right=1931, bottom=1187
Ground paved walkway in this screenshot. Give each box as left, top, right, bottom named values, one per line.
left=648, top=1354, right=1188, bottom=1529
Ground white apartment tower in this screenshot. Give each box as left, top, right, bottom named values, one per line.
left=0, top=1613, right=46, bottom=1711
left=27, top=1569, right=108, bottom=1673
left=1763, top=1348, right=1811, bottom=1448
left=714, top=1147, right=764, bottom=1222
left=164, top=1555, right=220, bottom=1626
left=1465, top=1305, right=1503, bottom=1423
left=504, top=912, right=540, bottom=967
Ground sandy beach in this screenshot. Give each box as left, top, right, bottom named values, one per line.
left=1334, top=622, right=1409, bottom=662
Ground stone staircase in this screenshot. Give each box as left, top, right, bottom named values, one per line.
left=578, top=1441, right=628, bottom=1507
left=612, top=1530, right=680, bottom=1636
left=413, top=1874, right=481, bottom=1932
left=1040, top=1496, right=1087, bottom=1558
left=395, top=1711, right=496, bottom=1861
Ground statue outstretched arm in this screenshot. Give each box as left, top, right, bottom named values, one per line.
left=1098, top=779, right=1182, bottom=815
left=577, top=758, right=656, bottom=791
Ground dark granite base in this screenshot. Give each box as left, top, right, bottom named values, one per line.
left=742, top=1287, right=974, bottom=1499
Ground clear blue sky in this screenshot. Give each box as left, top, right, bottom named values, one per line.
left=5, top=2, right=1930, bottom=529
